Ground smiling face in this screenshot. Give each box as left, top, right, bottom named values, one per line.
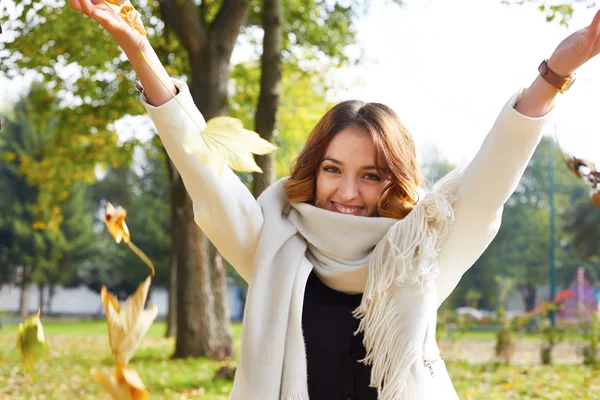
left=315, top=125, right=388, bottom=217
left=284, top=100, right=422, bottom=220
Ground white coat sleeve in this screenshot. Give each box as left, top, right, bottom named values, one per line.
left=435, top=89, right=553, bottom=306
left=141, top=79, right=263, bottom=282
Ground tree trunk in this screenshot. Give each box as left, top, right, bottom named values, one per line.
left=166, top=249, right=177, bottom=337
left=38, top=283, right=45, bottom=315
left=209, top=241, right=233, bottom=359
left=158, top=0, right=248, bottom=360
left=171, top=180, right=233, bottom=360
left=517, top=282, right=537, bottom=312
left=166, top=157, right=178, bottom=338
left=252, top=0, right=283, bottom=198
left=47, top=284, right=56, bottom=315
left=19, top=282, right=28, bottom=318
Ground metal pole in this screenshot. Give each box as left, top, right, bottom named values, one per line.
left=549, top=137, right=557, bottom=327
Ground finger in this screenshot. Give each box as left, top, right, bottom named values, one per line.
left=69, top=0, right=83, bottom=13
left=591, top=8, right=600, bottom=36
left=79, top=0, right=94, bottom=16
left=91, top=7, right=119, bottom=30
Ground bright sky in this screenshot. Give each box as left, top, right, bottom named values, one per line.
left=335, top=0, right=600, bottom=166
left=1, top=0, right=599, bottom=168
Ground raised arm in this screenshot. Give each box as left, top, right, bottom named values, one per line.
left=435, top=9, right=600, bottom=306
left=70, top=0, right=263, bottom=281
left=434, top=88, right=550, bottom=306
left=142, top=81, right=264, bottom=282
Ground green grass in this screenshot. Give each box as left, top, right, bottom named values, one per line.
left=449, top=361, right=600, bottom=399
left=1, top=320, right=240, bottom=399
left=1, top=321, right=598, bottom=399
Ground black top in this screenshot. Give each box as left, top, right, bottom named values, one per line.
left=302, top=271, right=378, bottom=400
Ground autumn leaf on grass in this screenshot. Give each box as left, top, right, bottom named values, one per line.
left=183, top=116, right=278, bottom=174
left=101, top=0, right=146, bottom=36
left=92, top=363, right=149, bottom=400
left=104, top=202, right=155, bottom=276
left=16, top=309, right=49, bottom=372
left=101, top=276, right=157, bottom=365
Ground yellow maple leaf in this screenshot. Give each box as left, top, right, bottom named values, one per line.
left=16, top=309, right=50, bottom=371
left=101, top=0, right=146, bottom=36
left=183, top=116, right=278, bottom=174
left=101, top=276, right=158, bottom=365
left=92, top=362, right=149, bottom=400
left=104, top=202, right=155, bottom=276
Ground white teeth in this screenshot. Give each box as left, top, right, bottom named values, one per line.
left=334, top=203, right=361, bottom=214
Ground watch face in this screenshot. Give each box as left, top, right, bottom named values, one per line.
left=539, top=61, right=548, bottom=75
left=564, top=77, right=576, bottom=92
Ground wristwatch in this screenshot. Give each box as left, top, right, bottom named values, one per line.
left=538, top=59, right=576, bottom=94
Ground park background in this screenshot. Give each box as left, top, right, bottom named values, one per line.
left=1, top=0, right=600, bottom=398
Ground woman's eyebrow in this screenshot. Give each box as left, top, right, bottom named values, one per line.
left=322, top=156, right=342, bottom=165
left=322, top=156, right=378, bottom=171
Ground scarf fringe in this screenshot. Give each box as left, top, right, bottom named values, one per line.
left=353, top=168, right=462, bottom=400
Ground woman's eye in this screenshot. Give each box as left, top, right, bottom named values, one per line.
left=323, top=166, right=340, bottom=174
left=363, top=173, right=381, bottom=181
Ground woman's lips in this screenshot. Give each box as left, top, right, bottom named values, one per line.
left=331, top=201, right=363, bottom=215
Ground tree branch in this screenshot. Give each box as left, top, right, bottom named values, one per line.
left=158, top=0, right=207, bottom=55
left=210, top=0, right=250, bottom=55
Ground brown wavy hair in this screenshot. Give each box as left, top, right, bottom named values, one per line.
left=283, top=100, right=422, bottom=219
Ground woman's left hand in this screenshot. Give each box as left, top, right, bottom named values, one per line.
left=549, top=9, right=600, bottom=76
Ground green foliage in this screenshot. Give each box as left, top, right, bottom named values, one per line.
left=246, top=0, right=367, bottom=66
left=495, top=276, right=516, bottom=364
left=563, top=196, right=600, bottom=262
left=581, top=312, right=600, bottom=367
left=0, top=86, right=96, bottom=290
left=502, top=0, right=596, bottom=26
left=436, top=310, right=475, bottom=346
left=0, top=0, right=172, bottom=231
left=446, top=137, right=592, bottom=311
left=0, top=0, right=376, bottom=231
left=229, top=61, right=332, bottom=179
left=538, top=302, right=563, bottom=364
left=84, top=143, right=171, bottom=292
left=465, top=289, right=483, bottom=309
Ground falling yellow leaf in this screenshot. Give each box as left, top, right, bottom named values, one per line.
left=104, top=202, right=155, bottom=276
left=183, top=116, right=278, bottom=174
left=16, top=309, right=49, bottom=371
left=105, top=202, right=131, bottom=244
left=101, top=0, right=146, bottom=36
left=92, top=362, right=149, bottom=400
left=101, top=276, right=158, bottom=365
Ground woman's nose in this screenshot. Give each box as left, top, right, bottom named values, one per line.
left=338, top=177, right=359, bottom=201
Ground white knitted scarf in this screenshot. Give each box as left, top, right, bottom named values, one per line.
left=229, top=169, right=462, bottom=400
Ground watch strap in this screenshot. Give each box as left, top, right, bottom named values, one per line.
left=538, top=59, right=575, bottom=93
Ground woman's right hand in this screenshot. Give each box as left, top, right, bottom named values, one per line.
left=70, top=0, right=175, bottom=106
left=69, top=0, right=147, bottom=53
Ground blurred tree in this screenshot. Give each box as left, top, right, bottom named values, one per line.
left=0, top=84, right=97, bottom=317
left=229, top=60, right=332, bottom=181
left=445, top=137, right=589, bottom=311
left=32, top=181, right=98, bottom=314
left=85, top=140, right=171, bottom=295
left=1, top=0, right=402, bottom=358
left=563, top=197, right=600, bottom=263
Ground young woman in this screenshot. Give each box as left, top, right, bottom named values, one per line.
left=70, top=1, right=600, bottom=398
